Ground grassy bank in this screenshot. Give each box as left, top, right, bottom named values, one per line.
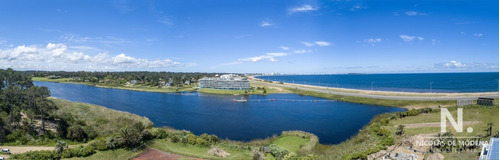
left=33, top=77, right=196, bottom=93
left=51, top=98, right=153, bottom=137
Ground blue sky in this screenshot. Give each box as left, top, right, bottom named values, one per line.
left=0, top=0, right=498, bottom=73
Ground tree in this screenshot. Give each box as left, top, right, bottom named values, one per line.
left=486, top=123, right=493, bottom=136
left=396, top=125, right=405, bottom=136
left=117, top=127, right=142, bottom=148
left=106, top=137, right=117, bottom=149
left=0, top=117, right=6, bottom=143
left=55, top=140, right=68, bottom=154
left=67, top=125, right=87, bottom=142
left=56, top=119, right=69, bottom=138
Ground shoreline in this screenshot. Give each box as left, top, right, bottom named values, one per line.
left=250, top=76, right=499, bottom=99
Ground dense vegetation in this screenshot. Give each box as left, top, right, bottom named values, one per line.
left=0, top=68, right=58, bottom=145
left=25, top=70, right=222, bottom=88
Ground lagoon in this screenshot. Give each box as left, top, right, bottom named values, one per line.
left=35, top=81, right=405, bottom=144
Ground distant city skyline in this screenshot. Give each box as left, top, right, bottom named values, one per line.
left=0, top=0, right=498, bottom=73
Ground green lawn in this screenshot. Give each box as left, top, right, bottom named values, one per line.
left=271, top=136, right=309, bottom=153
left=32, top=77, right=75, bottom=83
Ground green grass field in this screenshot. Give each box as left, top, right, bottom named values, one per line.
left=32, top=77, right=76, bottom=83
left=389, top=105, right=499, bottom=137
left=51, top=98, right=153, bottom=137
left=271, top=136, right=309, bottom=153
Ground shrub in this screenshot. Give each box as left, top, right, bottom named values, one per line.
left=380, top=118, right=390, bottom=126
left=186, top=134, right=196, bottom=145
left=95, top=139, right=108, bottom=151
left=196, top=137, right=209, bottom=147
left=396, top=125, right=405, bottom=136
left=117, top=127, right=142, bottom=148
left=6, top=130, right=29, bottom=144
left=150, top=128, right=168, bottom=139
left=269, top=144, right=289, bottom=159
left=67, top=125, right=87, bottom=142
left=11, top=150, right=59, bottom=160
left=106, top=137, right=118, bottom=149
left=170, top=134, right=180, bottom=143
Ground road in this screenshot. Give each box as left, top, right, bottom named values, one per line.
left=258, top=81, right=498, bottom=101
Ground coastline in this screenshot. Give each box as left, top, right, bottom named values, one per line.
left=250, top=76, right=499, bottom=99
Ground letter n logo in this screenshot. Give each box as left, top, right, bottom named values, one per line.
left=441, top=108, right=463, bottom=132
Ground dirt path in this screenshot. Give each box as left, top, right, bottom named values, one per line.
left=397, top=121, right=480, bottom=128
left=133, top=148, right=203, bottom=160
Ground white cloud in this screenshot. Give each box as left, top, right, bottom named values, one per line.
left=434, top=61, right=498, bottom=70
left=300, top=41, right=331, bottom=47
left=431, top=39, right=440, bottom=45
left=0, top=45, right=38, bottom=61
left=46, top=43, right=67, bottom=57
left=157, top=16, right=174, bottom=26
left=60, top=34, right=131, bottom=46
left=0, top=43, right=184, bottom=71
left=266, top=52, right=287, bottom=57
left=239, top=55, right=277, bottom=62
left=405, top=11, right=427, bottom=16
left=300, top=41, right=315, bottom=47
left=292, top=49, right=312, bottom=54
left=360, top=38, right=382, bottom=46
left=400, top=35, right=424, bottom=42
left=315, top=41, right=330, bottom=46
left=443, top=61, right=466, bottom=68
left=237, top=52, right=288, bottom=63
left=289, top=4, right=318, bottom=14
left=473, top=33, right=483, bottom=37
left=260, top=20, right=274, bottom=27
left=280, top=46, right=290, bottom=50
left=113, top=53, right=136, bottom=64
left=350, top=5, right=363, bottom=11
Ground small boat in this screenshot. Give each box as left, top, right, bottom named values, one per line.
left=232, top=97, right=247, bottom=102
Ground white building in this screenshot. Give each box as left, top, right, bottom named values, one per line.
left=199, top=74, right=251, bottom=90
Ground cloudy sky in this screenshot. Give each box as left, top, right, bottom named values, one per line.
left=0, top=0, right=498, bottom=73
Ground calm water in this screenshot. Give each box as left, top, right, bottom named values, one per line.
left=34, top=81, right=404, bottom=144
left=257, top=72, right=499, bottom=93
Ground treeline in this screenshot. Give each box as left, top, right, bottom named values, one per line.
left=25, top=70, right=225, bottom=87
left=0, top=68, right=57, bottom=143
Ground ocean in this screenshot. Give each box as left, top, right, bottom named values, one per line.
left=256, top=72, right=499, bottom=93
